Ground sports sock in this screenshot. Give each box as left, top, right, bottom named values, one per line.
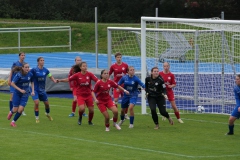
left=9, top=101, right=13, bottom=111
left=130, top=116, right=134, bottom=124
left=13, top=112, right=22, bottom=122
left=174, top=111, right=180, bottom=119
left=35, top=108, right=39, bottom=117
left=89, top=113, right=94, bottom=122
left=45, top=108, right=50, bottom=114
left=105, top=123, right=110, bottom=128
left=229, top=125, right=234, bottom=134
left=120, top=115, right=125, bottom=121
left=72, top=101, right=77, bottom=112
left=125, top=107, right=128, bottom=114
left=113, top=117, right=117, bottom=123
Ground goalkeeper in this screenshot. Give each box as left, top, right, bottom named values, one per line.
left=145, top=67, right=174, bottom=130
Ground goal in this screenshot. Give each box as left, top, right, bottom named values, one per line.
left=107, top=17, right=240, bottom=115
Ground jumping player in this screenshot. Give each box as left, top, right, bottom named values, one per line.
left=30, top=57, right=57, bottom=123
left=159, top=62, right=184, bottom=123
left=109, top=52, right=129, bottom=119
left=7, top=62, right=35, bottom=127
left=92, top=69, right=129, bottom=131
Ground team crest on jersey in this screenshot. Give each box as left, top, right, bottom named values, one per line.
left=168, top=77, right=171, bottom=80
left=132, top=81, right=134, bottom=84
left=28, top=77, right=30, bottom=80
left=155, top=82, right=158, bottom=85
left=43, top=72, right=46, bottom=75
left=86, top=76, right=89, bottom=79
left=122, top=67, right=125, bottom=70
left=108, top=84, right=110, bottom=87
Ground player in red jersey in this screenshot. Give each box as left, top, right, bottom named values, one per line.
left=68, top=56, right=87, bottom=117
left=92, top=69, right=129, bottom=131
left=109, top=52, right=129, bottom=119
left=58, top=62, right=99, bottom=125
left=159, top=62, right=184, bottom=123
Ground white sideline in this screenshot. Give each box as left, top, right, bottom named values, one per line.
left=0, top=127, right=239, bottom=158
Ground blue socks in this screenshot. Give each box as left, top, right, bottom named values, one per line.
left=45, top=108, right=50, bottom=114
left=13, top=112, right=22, bottom=122
left=9, top=101, right=13, bottom=111
left=130, top=116, right=134, bottom=124
left=120, top=115, right=125, bottom=121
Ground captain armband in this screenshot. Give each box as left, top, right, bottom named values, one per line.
left=48, top=73, right=52, bottom=77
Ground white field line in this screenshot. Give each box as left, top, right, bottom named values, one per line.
left=1, top=98, right=239, bottom=127
left=0, top=127, right=239, bottom=159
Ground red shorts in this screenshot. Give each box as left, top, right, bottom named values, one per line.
left=167, top=89, right=175, bottom=101
left=113, top=88, right=123, bottom=99
left=97, top=99, right=115, bottom=113
left=77, top=95, right=94, bottom=107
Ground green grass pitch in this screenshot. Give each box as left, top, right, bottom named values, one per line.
left=0, top=92, right=239, bottom=160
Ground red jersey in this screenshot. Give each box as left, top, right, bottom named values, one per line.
left=69, top=71, right=98, bottom=97
left=109, top=62, right=128, bottom=83
left=68, top=67, right=77, bottom=89
left=93, top=79, right=118, bottom=101
left=159, top=71, right=176, bottom=91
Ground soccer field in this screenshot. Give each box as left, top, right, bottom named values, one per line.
left=0, top=92, right=239, bottom=160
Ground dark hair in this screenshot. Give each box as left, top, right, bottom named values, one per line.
left=19, top=52, right=25, bottom=56
left=151, top=67, right=159, bottom=73
left=79, top=61, right=87, bottom=68
left=115, top=52, right=122, bottom=58
left=72, top=64, right=81, bottom=74
left=37, top=57, right=44, bottom=62
left=12, top=66, right=22, bottom=73
left=100, top=69, right=106, bottom=79
left=127, top=66, right=134, bottom=73
left=237, top=74, right=240, bottom=78
left=20, top=62, right=29, bottom=75
left=150, top=67, right=159, bottom=82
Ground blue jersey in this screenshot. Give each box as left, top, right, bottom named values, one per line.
left=11, top=61, right=24, bottom=81
left=12, top=72, right=33, bottom=94
left=118, top=75, right=145, bottom=97
left=234, top=85, right=240, bottom=107
left=30, top=67, right=50, bottom=93
left=231, top=85, right=240, bottom=118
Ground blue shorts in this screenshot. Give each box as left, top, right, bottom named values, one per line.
left=32, top=91, right=48, bottom=102
left=121, top=96, right=137, bottom=108
left=12, top=92, right=29, bottom=107
left=231, top=106, right=240, bottom=119
left=10, top=86, right=15, bottom=93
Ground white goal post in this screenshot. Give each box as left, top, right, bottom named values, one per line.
left=107, top=17, right=240, bottom=115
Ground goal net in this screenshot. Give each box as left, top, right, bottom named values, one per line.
left=107, top=17, right=240, bottom=115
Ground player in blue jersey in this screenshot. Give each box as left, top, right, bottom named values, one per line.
left=117, top=66, right=145, bottom=128
left=30, top=57, right=57, bottom=123
left=226, top=74, right=240, bottom=135
left=7, top=62, right=35, bottom=127
left=7, top=52, right=27, bottom=116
